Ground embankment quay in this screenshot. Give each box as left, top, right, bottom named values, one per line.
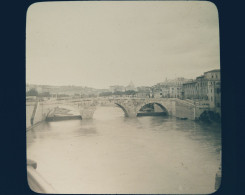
left=26, top=97, right=217, bottom=129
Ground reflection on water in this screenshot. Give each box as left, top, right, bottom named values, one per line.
left=27, top=106, right=221, bottom=194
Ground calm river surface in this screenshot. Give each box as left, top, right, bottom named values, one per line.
left=27, top=106, right=221, bottom=194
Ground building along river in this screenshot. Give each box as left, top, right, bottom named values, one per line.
left=26, top=106, right=221, bottom=194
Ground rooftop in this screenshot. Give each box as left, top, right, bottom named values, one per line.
left=204, top=69, right=220, bottom=74
left=196, top=75, right=205, bottom=79
left=183, top=81, right=197, bottom=85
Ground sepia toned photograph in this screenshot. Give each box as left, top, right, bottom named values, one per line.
left=26, top=1, right=221, bottom=194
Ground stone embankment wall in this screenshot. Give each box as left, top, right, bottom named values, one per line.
left=26, top=101, right=36, bottom=128
left=173, top=99, right=195, bottom=120
left=26, top=101, right=57, bottom=129
left=33, top=102, right=56, bottom=125
left=173, top=99, right=211, bottom=120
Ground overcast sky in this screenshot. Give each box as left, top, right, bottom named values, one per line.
left=26, top=1, right=220, bottom=89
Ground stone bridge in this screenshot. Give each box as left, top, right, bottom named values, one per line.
left=73, top=98, right=173, bottom=118
left=54, top=98, right=207, bottom=120
left=26, top=98, right=211, bottom=129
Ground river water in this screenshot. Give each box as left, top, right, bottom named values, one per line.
left=26, top=106, right=221, bottom=194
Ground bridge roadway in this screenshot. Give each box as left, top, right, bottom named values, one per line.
left=26, top=97, right=211, bottom=129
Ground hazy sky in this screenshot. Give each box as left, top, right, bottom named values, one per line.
left=26, top=1, right=220, bottom=89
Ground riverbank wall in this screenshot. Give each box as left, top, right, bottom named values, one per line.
left=173, top=99, right=216, bottom=121
left=26, top=101, right=36, bottom=129
left=26, top=101, right=57, bottom=130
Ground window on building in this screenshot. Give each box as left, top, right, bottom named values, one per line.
left=211, top=96, right=213, bottom=101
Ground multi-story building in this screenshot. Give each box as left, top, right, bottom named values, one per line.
left=204, top=69, right=220, bottom=80
left=214, top=81, right=221, bottom=108
left=182, top=69, right=220, bottom=109
left=195, top=76, right=208, bottom=100
left=206, top=80, right=221, bottom=108
left=136, top=86, right=151, bottom=98
left=182, top=80, right=197, bottom=99
left=168, top=86, right=183, bottom=98
left=153, top=77, right=190, bottom=98
left=204, top=69, right=221, bottom=108
left=153, top=88, right=162, bottom=98
left=161, top=87, right=170, bottom=98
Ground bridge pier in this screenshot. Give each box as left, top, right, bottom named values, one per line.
left=115, top=100, right=143, bottom=118
left=125, top=108, right=138, bottom=118
left=79, top=107, right=96, bottom=119
left=78, top=101, right=97, bottom=119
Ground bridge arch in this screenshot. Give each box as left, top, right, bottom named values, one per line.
left=46, top=110, right=54, bottom=119
left=153, top=103, right=169, bottom=115
left=44, top=106, right=59, bottom=121
left=136, top=102, right=169, bottom=115
left=46, top=105, right=82, bottom=120
left=115, top=103, right=129, bottom=117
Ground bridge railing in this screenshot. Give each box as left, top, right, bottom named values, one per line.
left=172, top=98, right=196, bottom=107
